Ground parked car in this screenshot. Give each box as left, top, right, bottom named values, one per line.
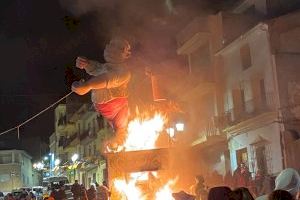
left=0, top=192, right=4, bottom=200
left=32, top=186, right=44, bottom=200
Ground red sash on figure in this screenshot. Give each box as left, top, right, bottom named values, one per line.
left=94, top=97, right=129, bottom=130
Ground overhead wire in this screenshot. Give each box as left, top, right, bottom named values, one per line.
left=0, top=91, right=74, bottom=137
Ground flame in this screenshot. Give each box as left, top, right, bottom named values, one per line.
left=114, top=173, right=176, bottom=200
left=123, top=113, right=165, bottom=151
left=155, top=179, right=176, bottom=200
left=114, top=178, right=146, bottom=200
left=112, top=111, right=176, bottom=199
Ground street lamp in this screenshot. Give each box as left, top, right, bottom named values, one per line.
left=34, top=162, right=44, bottom=170
left=71, top=154, right=79, bottom=163
left=54, top=159, right=60, bottom=166
left=175, top=122, right=185, bottom=132
left=167, top=127, right=175, bottom=138
left=71, top=154, right=79, bottom=182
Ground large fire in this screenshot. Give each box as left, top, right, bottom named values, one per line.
left=112, top=112, right=177, bottom=200
left=123, top=113, right=165, bottom=151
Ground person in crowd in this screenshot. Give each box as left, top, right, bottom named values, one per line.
left=172, top=191, right=196, bottom=200
left=254, top=170, right=264, bottom=197
left=46, top=192, right=55, bottom=200
left=48, top=189, right=57, bottom=200
left=56, top=185, right=67, bottom=200
left=194, top=175, right=209, bottom=200
left=256, top=168, right=300, bottom=200
left=207, top=186, right=232, bottom=200
left=71, top=180, right=82, bottom=200
left=6, top=193, right=15, bottom=200
left=97, top=181, right=111, bottom=200
left=268, top=190, right=294, bottom=200
left=20, top=189, right=29, bottom=200
left=229, top=187, right=254, bottom=200
left=80, top=184, right=88, bottom=200
left=233, top=163, right=251, bottom=188
left=26, top=192, right=36, bottom=200
left=87, top=185, right=97, bottom=200
left=224, top=170, right=234, bottom=189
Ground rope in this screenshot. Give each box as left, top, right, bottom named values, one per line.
left=0, top=91, right=74, bottom=137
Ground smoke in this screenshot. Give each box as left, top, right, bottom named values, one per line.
left=59, top=0, right=228, bottom=189
left=58, top=0, right=213, bottom=57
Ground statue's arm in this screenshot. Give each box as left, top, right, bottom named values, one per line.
left=86, top=70, right=131, bottom=90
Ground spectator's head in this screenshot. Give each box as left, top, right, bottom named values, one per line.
left=268, top=190, right=293, bottom=200
left=95, top=182, right=99, bottom=187
left=75, top=180, right=78, bottom=184
left=196, top=175, right=204, bottom=183
left=50, top=191, right=55, bottom=197
left=229, top=187, right=254, bottom=200
left=256, top=169, right=263, bottom=176
left=208, top=186, right=232, bottom=200
left=172, top=191, right=195, bottom=200
left=90, top=184, right=95, bottom=190
left=60, top=185, right=65, bottom=190
left=102, top=181, right=108, bottom=187
left=275, top=168, right=300, bottom=198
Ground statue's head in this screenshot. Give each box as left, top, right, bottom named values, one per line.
left=104, top=38, right=131, bottom=63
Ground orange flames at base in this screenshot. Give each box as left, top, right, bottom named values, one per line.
left=111, top=111, right=177, bottom=200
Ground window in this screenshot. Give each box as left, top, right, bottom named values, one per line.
left=88, top=145, right=91, bottom=157
left=0, top=154, right=12, bottom=164
left=93, top=119, right=96, bottom=134
left=93, top=173, right=96, bottom=183
left=236, top=148, right=248, bottom=166
left=241, top=89, right=246, bottom=112
left=255, top=146, right=267, bottom=174
left=260, top=79, right=267, bottom=105
left=93, top=144, right=97, bottom=155
left=240, top=44, right=252, bottom=70
left=78, top=123, right=81, bottom=135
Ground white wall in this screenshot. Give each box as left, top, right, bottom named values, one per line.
left=229, top=122, right=283, bottom=175
left=221, top=26, right=276, bottom=111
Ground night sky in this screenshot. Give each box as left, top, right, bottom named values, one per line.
left=0, top=0, right=237, bottom=144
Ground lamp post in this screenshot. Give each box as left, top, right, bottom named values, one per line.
left=71, top=153, right=79, bottom=182
left=49, top=153, right=55, bottom=176
left=175, top=122, right=185, bottom=132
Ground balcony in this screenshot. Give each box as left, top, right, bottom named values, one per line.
left=176, top=17, right=210, bottom=55
left=223, top=93, right=277, bottom=128
left=177, top=17, right=209, bottom=47
left=80, top=130, right=97, bottom=145
left=63, top=133, right=79, bottom=149
left=192, top=118, right=226, bottom=147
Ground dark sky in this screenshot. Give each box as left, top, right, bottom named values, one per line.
left=0, top=0, right=237, bottom=143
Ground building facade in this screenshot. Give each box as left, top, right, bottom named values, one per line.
left=50, top=99, right=111, bottom=188
left=176, top=6, right=300, bottom=188
left=0, top=150, right=35, bottom=192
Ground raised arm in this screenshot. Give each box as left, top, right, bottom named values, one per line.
left=71, top=68, right=131, bottom=95
left=76, top=57, right=107, bottom=76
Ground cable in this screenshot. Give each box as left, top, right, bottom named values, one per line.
left=0, top=91, right=74, bottom=137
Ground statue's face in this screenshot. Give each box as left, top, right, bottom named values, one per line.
left=104, top=39, right=131, bottom=63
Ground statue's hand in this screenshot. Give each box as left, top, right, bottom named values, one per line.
left=71, top=80, right=91, bottom=95
left=76, top=56, right=89, bottom=69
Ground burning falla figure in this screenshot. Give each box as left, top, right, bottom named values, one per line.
left=71, top=38, right=131, bottom=151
